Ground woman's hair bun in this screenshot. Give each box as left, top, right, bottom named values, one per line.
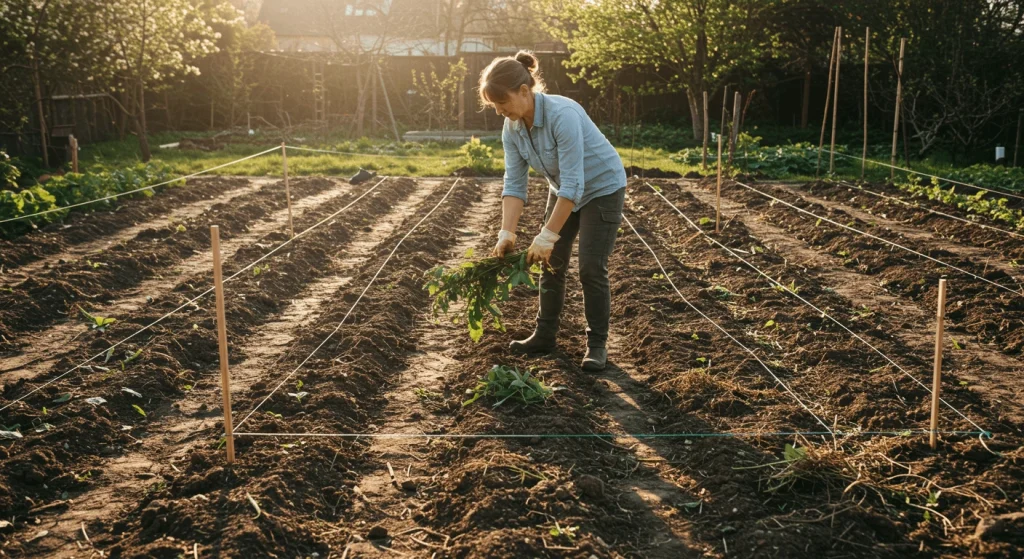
left=515, top=50, right=538, bottom=74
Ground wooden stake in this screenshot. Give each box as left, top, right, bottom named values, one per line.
left=719, top=85, right=729, bottom=141
left=890, top=38, right=906, bottom=181
left=70, top=134, right=78, bottom=173
left=862, top=27, right=870, bottom=180
left=700, top=90, right=708, bottom=169
left=1014, top=109, right=1022, bottom=168
left=281, top=142, right=294, bottom=238
left=829, top=27, right=842, bottom=175
left=930, top=278, right=947, bottom=450
left=211, top=225, right=236, bottom=464
left=377, top=63, right=402, bottom=142
left=817, top=27, right=840, bottom=177
left=716, top=134, right=723, bottom=234
left=729, top=91, right=741, bottom=168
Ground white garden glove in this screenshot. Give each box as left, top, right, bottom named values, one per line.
left=492, top=229, right=517, bottom=257
left=527, top=227, right=560, bottom=266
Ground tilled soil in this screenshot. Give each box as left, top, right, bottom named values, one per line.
left=0, top=177, right=255, bottom=271
left=0, top=177, right=343, bottom=354
left=0, top=176, right=1021, bottom=558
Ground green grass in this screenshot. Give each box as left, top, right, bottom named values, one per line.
left=73, top=129, right=1012, bottom=190
left=77, top=130, right=702, bottom=179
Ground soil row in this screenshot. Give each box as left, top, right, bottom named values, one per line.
left=0, top=177, right=341, bottom=354
left=0, top=177, right=420, bottom=555
left=0, top=177, right=255, bottom=270
left=703, top=178, right=1024, bottom=356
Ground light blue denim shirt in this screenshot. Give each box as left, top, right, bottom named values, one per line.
left=502, top=92, right=626, bottom=212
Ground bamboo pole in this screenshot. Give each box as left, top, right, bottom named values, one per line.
left=700, top=90, right=708, bottom=169
left=70, top=135, right=78, bottom=173
left=211, top=225, right=236, bottom=464
left=716, top=134, right=723, bottom=234
left=281, top=142, right=294, bottom=238
left=930, top=278, right=947, bottom=450
left=817, top=27, right=840, bottom=177
left=829, top=27, right=842, bottom=174
left=1014, top=109, right=1022, bottom=168
left=862, top=27, right=870, bottom=180
left=890, top=38, right=906, bottom=181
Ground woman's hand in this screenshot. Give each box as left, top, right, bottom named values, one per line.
left=526, top=227, right=560, bottom=266
left=492, top=229, right=516, bottom=257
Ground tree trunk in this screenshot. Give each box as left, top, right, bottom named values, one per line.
left=136, top=83, right=152, bottom=162
left=32, top=59, right=50, bottom=167
left=801, top=67, right=811, bottom=128
left=686, top=89, right=702, bottom=140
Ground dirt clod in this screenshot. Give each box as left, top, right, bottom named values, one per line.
left=577, top=474, right=605, bottom=499
left=366, top=525, right=389, bottom=540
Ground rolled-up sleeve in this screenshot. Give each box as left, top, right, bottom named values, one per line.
left=552, top=109, right=585, bottom=205
left=501, top=122, right=529, bottom=203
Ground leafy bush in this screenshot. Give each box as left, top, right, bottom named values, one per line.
left=458, top=137, right=493, bottom=166
left=462, top=364, right=554, bottom=408
left=670, top=134, right=820, bottom=178
left=944, top=164, right=1024, bottom=194
left=0, top=150, right=20, bottom=189
left=456, top=137, right=500, bottom=174
left=0, top=162, right=182, bottom=238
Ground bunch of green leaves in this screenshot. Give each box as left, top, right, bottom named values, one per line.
left=424, top=250, right=542, bottom=342
left=462, top=364, right=554, bottom=408
left=896, top=175, right=1024, bottom=230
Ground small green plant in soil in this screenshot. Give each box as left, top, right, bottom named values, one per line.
left=78, top=307, right=116, bottom=331
left=463, top=364, right=554, bottom=408
left=424, top=249, right=542, bottom=342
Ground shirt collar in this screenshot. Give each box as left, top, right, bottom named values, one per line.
left=511, top=92, right=545, bottom=133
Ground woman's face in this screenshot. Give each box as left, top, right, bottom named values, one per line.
left=489, top=84, right=532, bottom=121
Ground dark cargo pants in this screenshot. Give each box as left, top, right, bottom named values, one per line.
left=535, top=187, right=625, bottom=348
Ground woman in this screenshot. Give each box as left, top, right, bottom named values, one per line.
left=480, top=51, right=627, bottom=372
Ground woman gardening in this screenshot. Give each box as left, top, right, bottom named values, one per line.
left=481, top=51, right=627, bottom=372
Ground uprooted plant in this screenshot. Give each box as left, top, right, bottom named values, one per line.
left=424, top=249, right=543, bottom=342
left=463, top=364, right=555, bottom=408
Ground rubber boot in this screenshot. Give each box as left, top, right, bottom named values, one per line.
left=581, top=347, right=607, bottom=372
left=509, top=330, right=557, bottom=354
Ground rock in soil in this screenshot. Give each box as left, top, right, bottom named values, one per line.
left=577, top=474, right=605, bottom=499
left=974, top=512, right=1024, bottom=541
left=367, top=525, right=389, bottom=540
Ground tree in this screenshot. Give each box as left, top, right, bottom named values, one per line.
left=537, top=0, right=778, bottom=139
left=858, top=0, right=1024, bottom=157
left=96, top=0, right=227, bottom=161
left=411, top=58, right=468, bottom=133
left=0, top=0, right=109, bottom=166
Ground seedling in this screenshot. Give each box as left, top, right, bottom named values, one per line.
left=132, top=404, right=147, bottom=418
left=698, top=216, right=712, bottom=226
left=79, top=307, right=116, bottom=332
left=52, top=392, right=72, bottom=404
left=425, top=250, right=542, bottom=342
left=266, top=411, right=283, bottom=419
left=121, top=349, right=142, bottom=369
left=463, top=364, right=554, bottom=408
left=288, top=391, right=309, bottom=404
left=549, top=522, right=579, bottom=541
